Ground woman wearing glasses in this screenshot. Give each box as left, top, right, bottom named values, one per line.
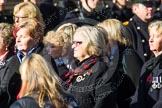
left=13, top=1, right=44, bottom=25
left=64, top=26, right=118, bottom=108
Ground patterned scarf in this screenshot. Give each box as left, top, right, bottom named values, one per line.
left=64, top=56, right=97, bottom=85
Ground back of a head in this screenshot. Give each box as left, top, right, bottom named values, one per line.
left=56, top=23, right=78, bottom=43
left=19, top=53, right=68, bottom=108
left=0, top=23, right=15, bottom=51
left=98, top=19, right=131, bottom=47
left=43, top=30, right=66, bottom=47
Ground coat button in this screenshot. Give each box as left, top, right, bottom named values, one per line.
left=144, top=53, right=147, bottom=57
left=142, top=39, right=145, bottom=43
left=137, top=26, right=140, bottom=30
left=97, top=16, right=100, bottom=19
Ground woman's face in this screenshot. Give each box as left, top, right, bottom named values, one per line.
left=149, top=26, right=162, bottom=57
left=45, top=41, right=63, bottom=59
left=72, top=35, right=90, bottom=62
left=16, top=28, right=37, bottom=55
left=14, top=10, right=28, bottom=25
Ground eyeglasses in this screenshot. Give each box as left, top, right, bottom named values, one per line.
left=72, top=41, right=82, bottom=46
left=13, top=15, right=28, bottom=20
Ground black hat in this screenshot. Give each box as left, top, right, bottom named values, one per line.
left=134, top=0, right=154, bottom=7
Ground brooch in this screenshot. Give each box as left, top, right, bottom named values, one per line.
left=76, top=75, right=85, bottom=82
left=76, top=70, right=93, bottom=82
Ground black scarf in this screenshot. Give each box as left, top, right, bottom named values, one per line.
left=64, top=56, right=97, bottom=85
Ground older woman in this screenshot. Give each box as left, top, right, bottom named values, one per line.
left=64, top=26, right=118, bottom=108
left=43, top=30, right=69, bottom=79
left=0, top=23, right=15, bottom=108
left=56, top=23, right=78, bottom=68
left=13, top=1, right=44, bottom=25
left=4, top=18, right=58, bottom=107
left=131, top=20, right=162, bottom=108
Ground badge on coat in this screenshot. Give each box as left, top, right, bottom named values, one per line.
left=151, top=76, right=162, bottom=89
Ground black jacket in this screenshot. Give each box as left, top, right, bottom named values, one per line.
left=107, top=1, right=133, bottom=22
left=64, top=4, right=111, bottom=26
left=131, top=54, right=162, bottom=108
left=10, top=93, right=78, bottom=108
left=67, top=56, right=118, bottom=108
left=126, top=15, right=152, bottom=63
left=0, top=43, right=58, bottom=108
left=114, top=46, right=143, bottom=108
left=0, top=51, right=15, bottom=108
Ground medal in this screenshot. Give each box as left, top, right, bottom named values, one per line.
left=152, top=76, right=162, bottom=89
left=152, top=83, right=157, bottom=89
left=157, top=83, right=162, bottom=89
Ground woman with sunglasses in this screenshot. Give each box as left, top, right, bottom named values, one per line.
left=63, top=25, right=118, bottom=108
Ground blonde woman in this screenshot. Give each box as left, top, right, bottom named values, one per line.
left=13, top=1, right=44, bottom=25
left=56, top=23, right=78, bottom=43
left=43, top=30, right=69, bottom=79
left=10, top=53, right=77, bottom=108
left=98, top=19, right=143, bottom=108
left=56, top=23, right=78, bottom=65
left=64, top=25, right=118, bottom=108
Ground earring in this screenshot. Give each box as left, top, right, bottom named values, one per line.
left=5, top=47, right=8, bottom=51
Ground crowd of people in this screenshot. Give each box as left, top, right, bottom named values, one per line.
left=0, top=0, right=162, bottom=108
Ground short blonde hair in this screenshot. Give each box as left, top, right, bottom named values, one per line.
left=0, top=23, right=15, bottom=51
left=73, top=26, right=107, bottom=56
left=43, top=30, right=66, bottom=47
left=148, top=20, right=162, bottom=35
left=98, top=19, right=131, bottom=46
left=56, top=23, right=78, bottom=43
left=13, top=1, right=44, bottom=24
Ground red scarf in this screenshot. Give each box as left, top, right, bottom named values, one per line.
left=17, top=83, right=27, bottom=99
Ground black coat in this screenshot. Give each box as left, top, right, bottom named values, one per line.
left=0, top=43, right=58, bottom=108
left=64, top=5, right=111, bottom=26
left=10, top=93, right=78, bottom=108
left=131, top=54, right=162, bottom=108
left=0, top=51, right=15, bottom=108
left=0, top=12, right=13, bottom=24
left=67, top=56, right=118, bottom=108
left=153, top=4, right=162, bottom=20
left=126, top=15, right=152, bottom=63
left=107, top=1, right=133, bottom=22
left=114, top=46, right=143, bottom=108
